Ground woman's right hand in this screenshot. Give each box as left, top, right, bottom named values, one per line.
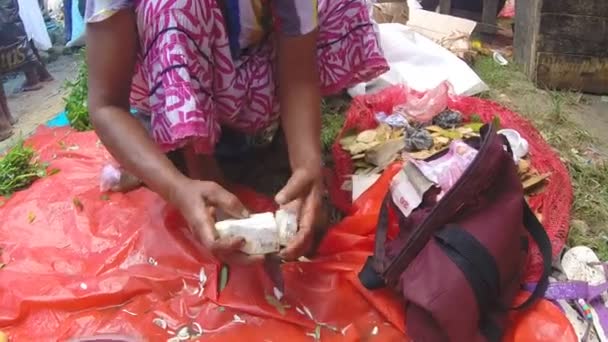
left=170, top=177, right=260, bottom=264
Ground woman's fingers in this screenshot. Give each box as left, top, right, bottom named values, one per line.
left=275, top=170, right=312, bottom=205
left=279, top=185, right=321, bottom=260
left=201, top=182, right=249, bottom=218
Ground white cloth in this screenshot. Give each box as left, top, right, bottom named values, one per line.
left=348, top=23, right=488, bottom=97
left=17, top=0, right=52, bottom=51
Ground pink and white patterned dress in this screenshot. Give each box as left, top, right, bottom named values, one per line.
left=86, top=0, right=388, bottom=154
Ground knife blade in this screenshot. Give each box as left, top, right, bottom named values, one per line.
left=263, top=253, right=285, bottom=293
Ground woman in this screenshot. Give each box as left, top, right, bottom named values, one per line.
left=86, top=0, right=387, bottom=263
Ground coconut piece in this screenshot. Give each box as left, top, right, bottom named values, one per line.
left=215, top=213, right=280, bottom=255
left=275, top=209, right=298, bottom=247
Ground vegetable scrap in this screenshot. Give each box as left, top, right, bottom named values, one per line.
left=0, top=141, right=47, bottom=197
left=232, top=314, right=246, bottom=324
left=265, top=295, right=288, bottom=316
left=305, top=325, right=321, bottom=341
left=273, top=286, right=283, bottom=301
left=371, top=326, right=379, bottom=336
left=147, top=257, right=158, bottom=266
left=72, top=197, right=84, bottom=211
left=27, top=212, right=36, bottom=223
left=219, top=265, right=229, bottom=292
left=340, top=110, right=550, bottom=196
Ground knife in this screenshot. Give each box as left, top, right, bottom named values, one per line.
left=263, top=253, right=285, bottom=293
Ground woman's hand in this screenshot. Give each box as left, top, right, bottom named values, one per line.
left=170, top=177, right=262, bottom=264
left=275, top=165, right=326, bottom=261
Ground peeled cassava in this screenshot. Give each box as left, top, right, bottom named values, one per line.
left=215, top=210, right=298, bottom=255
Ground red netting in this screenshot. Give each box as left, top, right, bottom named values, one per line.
left=329, top=85, right=573, bottom=283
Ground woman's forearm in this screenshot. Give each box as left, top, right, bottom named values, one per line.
left=87, top=10, right=187, bottom=203
left=277, top=31, right=322, bottom=169
left=91, top=106, right=187, bottom=201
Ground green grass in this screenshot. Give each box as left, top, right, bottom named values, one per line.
left=320, top=97, right=349, bottom=152
left=473, top=56, right=608, bottom=259
left=63, top=51, right=92, bottom=131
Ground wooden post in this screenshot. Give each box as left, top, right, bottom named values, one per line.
left=515, top=0, right=608, bottom=94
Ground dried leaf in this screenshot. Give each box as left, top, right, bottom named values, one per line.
left=356, top=130, right=377, bottom=144
left=0, top=263, right=5, bottom=270
left=365, top=138, right=405, bottom=168
left=517, top=159, right=531, bottom=175
left=522, top=173, right=551, bottom=191
left=348, top=142, right=371, bottom=155
left=265, top=295, right=286, bottom=315
left=219, top=264, right=229, bottom=292
left=48, top=168, right=61, bottom=176
left=27, top=211, right=36, bottom=223
left=406, top=150, right=435, bottom=160
left=339, top=135, right=357, bottom=149
left=73, top=197, right=84, bottom=211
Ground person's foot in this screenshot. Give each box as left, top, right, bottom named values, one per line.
left=37, top=66, right=54, bottom=82
left=20, top=81, right=43, bottom=92
left=21, top=66, right=42, bottom=92
left=0, top=127, right=13, bottom=142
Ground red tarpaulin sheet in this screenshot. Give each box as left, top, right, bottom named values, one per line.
left=0, top=124, right=575, bottom=341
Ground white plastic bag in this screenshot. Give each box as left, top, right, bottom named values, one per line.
left=17, top=0, right=53, bottom=51
left=348, top=23, right=488, bottom=97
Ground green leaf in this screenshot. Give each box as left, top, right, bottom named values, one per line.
left=470, top=114, right=482, bottom=123
left=264, top=295, right=286, bottom=316
left=491, top=115, right=502, bottom=130
left=48, top=168, right=61, bottom=176
left=219, top=264, right=229, bottom=292
left=72, top=197, right=84, bottom=211
left=100, top=193, right=110, bottom=201
left=314, top=325, right=321, bottom=340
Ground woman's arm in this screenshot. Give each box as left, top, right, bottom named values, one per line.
left=276, top=30, right=322, bottom=202
left=275, top=30, right=325, bottom=260
left=87, top=11, right=250, bottom=262
left=87, top=10, right=187, bottom=203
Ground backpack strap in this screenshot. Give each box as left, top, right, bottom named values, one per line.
left=511, top=201, right=553, bottom=310
left=359, top=194, right=392, bottom=289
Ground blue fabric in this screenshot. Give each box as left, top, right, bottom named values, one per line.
left=47, top=111, right=69, bottom=127
left=222, top=0, right=241, bottom=59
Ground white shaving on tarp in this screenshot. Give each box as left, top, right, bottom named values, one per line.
left=122, top=309, right=137, bottom=316
left=232, top=314, right=246, bottom=324
left=371, top=326, right=379, bottom=335
left=199, top=267, right=207, bottom=286
left=153, top=317, right=168, bottom=330
left=273, top=287, right=283, bottom=301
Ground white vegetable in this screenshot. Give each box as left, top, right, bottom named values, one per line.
left=215, top=210, right=299, bottom=255
left=275, top=209, right=298, bottom=246
left=215, top=213, right=280, bottom=255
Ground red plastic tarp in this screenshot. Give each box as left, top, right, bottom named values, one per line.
left=0, top=126, right=575, bottom=341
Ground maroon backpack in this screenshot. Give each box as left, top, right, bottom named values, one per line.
left=359, top=124, right=552, bottom=341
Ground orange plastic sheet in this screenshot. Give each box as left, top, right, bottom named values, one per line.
left=0, top=127, right=576, bottom=341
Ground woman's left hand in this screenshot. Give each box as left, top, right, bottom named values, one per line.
left=275, top=165, right=326, bottom=261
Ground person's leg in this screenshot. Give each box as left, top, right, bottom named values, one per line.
left=0, top=84, right=14, bottom=141
left=21, top=64, right=43, bottom=91
left=29, top=40, right=54, bottom=82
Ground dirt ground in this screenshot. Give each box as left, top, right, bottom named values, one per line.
left=0, top=55, right=79, bottom=152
